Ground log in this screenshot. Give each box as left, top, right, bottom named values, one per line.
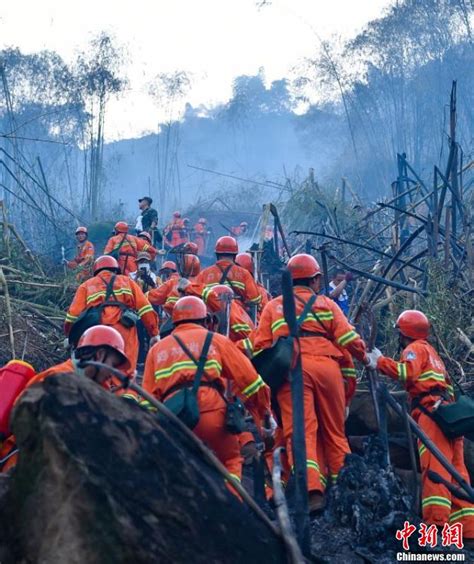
left=1, top=373, right=287, bottom=564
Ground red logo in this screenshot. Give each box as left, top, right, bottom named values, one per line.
left=395, top=521, right=464, bottom=550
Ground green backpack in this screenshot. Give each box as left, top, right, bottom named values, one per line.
left=163, top=331, right=214, bottom=429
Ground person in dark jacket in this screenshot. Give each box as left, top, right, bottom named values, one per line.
left=136, top=197, right=161, bottom=245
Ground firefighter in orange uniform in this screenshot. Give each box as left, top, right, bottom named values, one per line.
left=181, top=282, right=254, bottom=343
left=64, top=256, right=159, bottom=374
left=231, top=221, right=249, bottom=238
left=368, top=310, right=474, bottom=545
left=66, top=226, right=95, bottom=283
left=148, top=260, right=181, bottom=312
left=193, top=218, right=209, bottom=256
left=164, top=211, right=186, bottom=248
left=104, top=222, right=157, bottom=276
left=252, top=253, right=369, bottom=512
left=195, top=236, right=261, bottom=309
left=143, top=296, right=270, bottom=484
left=235, top=252, right=270, bottom=311
left=0, top=326, right=134, bottom=473
left=150, top=255, right=201, bottom=315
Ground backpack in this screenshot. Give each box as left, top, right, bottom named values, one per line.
left=162, top=331, right=214, bottom=429
left=252, top=295, right=317, bottom=392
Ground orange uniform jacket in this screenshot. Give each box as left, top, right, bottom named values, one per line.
left=143, top=323, right=270, bottom=426
left=377, top=340, right=454, bottom=406
left=68, top=240, right=95, bottom=282
left=103, top=234, right=157, bottom=276
left=193, top=223, right=207, bottom=255
left=64, top=271, right=158, bottom=372
left=147, top=273, right=180, bottom=314
left=196, top=259, right=261, bottom=307
left=252, top=286, right=366, bottom=362
left=183, top=282, right=255, bottom=342
left=165, top=219, right=186, bottom=247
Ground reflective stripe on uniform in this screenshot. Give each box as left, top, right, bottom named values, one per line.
left=422, top=496, right=451, bottom=509
left=341, top=367, right=357, bottom=378
left=450, top=508, right=474, bottom=522
left=154, top=359, right=222, bottom=381
left=121, top=393, right=139, bottom=403
left=138, top=304, right=154, bottom=317
left=241, top=337, right=254, bottom=355
left=418, top=370, right=446, bottom=384
left=271, top=318, right=287, bottom=333
left=86, top=286, right=133, bottom=305
left=231, top=323, right=252, bottom=333
left=138, top=399, right=156, bottom=411
left=397, top=362, right=407, bottom=383
left=241, top=375, right=265, bottom=398
left=418, top=443, right=427, bottom=457
left=65, top=312, right=79, bottom=322
left=337, top=330, right=359, bottom=346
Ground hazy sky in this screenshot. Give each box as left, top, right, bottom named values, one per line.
left=1, top=0, right=392, bottom=141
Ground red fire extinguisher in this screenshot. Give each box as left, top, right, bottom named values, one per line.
left=0, top=360, right=36, bottom=439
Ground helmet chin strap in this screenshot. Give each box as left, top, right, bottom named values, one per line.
left=71, top=354, right=86, bottom=377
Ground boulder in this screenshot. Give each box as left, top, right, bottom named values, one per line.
left=0, top=373, right=286, bottom=564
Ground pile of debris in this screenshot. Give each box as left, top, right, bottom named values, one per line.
left=0, top=210, right=73, bottom=369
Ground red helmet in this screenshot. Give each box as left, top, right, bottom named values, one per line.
left=94, top=255, right=120, bottom=275
left=160, top=260, right=177, bottom=272
left=75, top=226, right=88, bottom=235
left=115, top=221, right=128, bottom=234
left=396, top=310, right=430, bottom=340
left=287, top=254, right=321, bottom=280
left=207, top=284, right=234, bottom=311
left=138, top=231, right=152, bottom=243
left=235, top=253, right=254, bottom=275
left=215, top=236, right=238, bottom=255
left=172, top=296, right=207, bottom=324
left=198, top=217, right=207, bottom=224
left=182, top=254, right=200, bottom=277
left=183, top=241, right=199, bottom=255
left=76, top=325, right=130, bottom=371
left=173, top=211, right=181, bottom=218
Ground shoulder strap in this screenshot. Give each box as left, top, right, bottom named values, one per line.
left=104, top=275, right=117, bottom=302
left=218, top=264, right=233, bottom=285
left=116, top=234, right=128, bottom=254
left=296, top=294, right=317, bottom=327
left=173, top=331, right=214, bottom=394
left=295, top=294, right=326, bottom=332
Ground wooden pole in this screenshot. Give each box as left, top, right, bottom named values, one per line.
left=444, top=206, right=452, bottom=270
left=0, top=266, right=15, bottom=357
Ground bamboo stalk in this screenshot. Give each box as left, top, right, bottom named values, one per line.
left=0, top=267, right=15, bottom=356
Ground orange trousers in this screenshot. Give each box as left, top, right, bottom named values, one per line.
left=194, top=388, right=242, bottom=484
left=277, top=355, right=349, bottom=493
left=106, top=323, right=138, bottom=376
left=416, top=411, right=474, bottom=537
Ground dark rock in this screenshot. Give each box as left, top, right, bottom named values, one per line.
left=0, top=373, right=286, bottom=564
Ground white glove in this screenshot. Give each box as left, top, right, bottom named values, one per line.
left=177, top=278, right=191, bottom=293
left=63, top=337, right=70, bottom=349
left=262, top=414, right=278, bottom=438
left=62, top=258, right=69, bottom=265
left=345, top=406, right=350, bottom=421
left=365, top=347, right=382, bottom=370
left=149, top=335, right=160, bottom=347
